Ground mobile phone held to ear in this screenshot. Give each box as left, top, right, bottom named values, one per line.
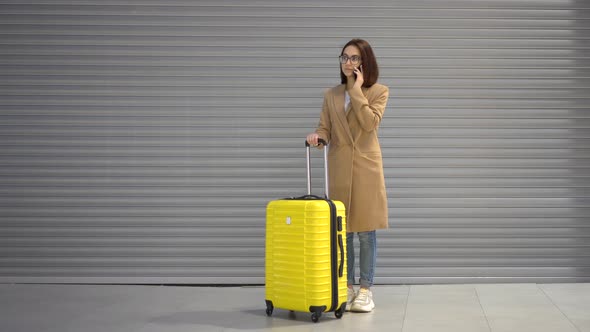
left=353, top=66, right=359, bottom=79
left=354, top=65, right=362, bottom=79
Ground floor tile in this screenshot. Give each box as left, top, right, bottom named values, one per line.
left=476, top=284, right=579, bottom=332
left=402, top=285, right=490, bottom=332
left=540, top=283, right=590, bottom=332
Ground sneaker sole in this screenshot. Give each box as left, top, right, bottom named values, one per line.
left=350, top=301, right=375, bottom=313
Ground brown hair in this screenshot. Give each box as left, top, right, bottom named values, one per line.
left=340, top=38, right=379, bottom=87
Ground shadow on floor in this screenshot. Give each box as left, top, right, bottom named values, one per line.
left=148, top=308, right=342, bottom=329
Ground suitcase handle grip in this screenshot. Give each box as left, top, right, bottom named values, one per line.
left=305, top=139, right=329, bottom=198
left=304, top=138, right=327, bottom=147
left=294, top=194, right=324, bottom=200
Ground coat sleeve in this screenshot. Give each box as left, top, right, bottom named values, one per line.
left=315, top=89, right=332, bottom=144
left=348, top=85, right=389, bottom=132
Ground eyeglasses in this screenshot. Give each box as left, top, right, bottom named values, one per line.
left=339, top=55, right=361, bottom=65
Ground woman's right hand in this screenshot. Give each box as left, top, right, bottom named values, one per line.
left=306, top=133, right=320, bottom=146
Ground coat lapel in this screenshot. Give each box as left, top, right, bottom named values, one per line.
left=333, top=85, right=353, bottom=143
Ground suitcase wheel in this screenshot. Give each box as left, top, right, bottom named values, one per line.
left=335, top=307, right=344, bottom=319
left=265, top=300, right=273, bottom=316
left=311, top=312, right=321, bottom=323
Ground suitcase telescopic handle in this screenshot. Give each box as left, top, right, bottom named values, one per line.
left=305, top=138, right=329, bottom=198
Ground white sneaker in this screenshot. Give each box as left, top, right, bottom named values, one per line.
left=350, top=288, right=375, bottom=312
left=345, top=287, right=356, bottom=311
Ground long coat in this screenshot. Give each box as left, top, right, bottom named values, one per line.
left=315, top=83, right=389, bottom=233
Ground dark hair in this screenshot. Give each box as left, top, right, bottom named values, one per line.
left=340, top=38, right=379, bottom=87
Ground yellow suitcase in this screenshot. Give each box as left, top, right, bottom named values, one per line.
left=265, top=140, right=347, bottom=323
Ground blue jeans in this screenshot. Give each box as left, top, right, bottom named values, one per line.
left=346, top=231, right=376, bottom=288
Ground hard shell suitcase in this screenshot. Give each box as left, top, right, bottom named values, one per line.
left=265, top=139, right=347, bottom=323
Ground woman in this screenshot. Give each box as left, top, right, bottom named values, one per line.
left=306, top=38, right=389, bottom=313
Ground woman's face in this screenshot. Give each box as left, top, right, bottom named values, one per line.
left=341, top=45, right=362, bottom=78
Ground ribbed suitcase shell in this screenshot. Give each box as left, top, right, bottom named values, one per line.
left=265, top=198, right=347, bottom=320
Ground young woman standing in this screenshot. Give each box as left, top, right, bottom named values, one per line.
left=306, top=38, right=389, bottom=313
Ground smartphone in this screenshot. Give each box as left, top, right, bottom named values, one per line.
left=354, top=65, right=361, bottom=79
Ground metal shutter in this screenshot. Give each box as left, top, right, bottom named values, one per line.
left=0, top=0, right=589, bottom=284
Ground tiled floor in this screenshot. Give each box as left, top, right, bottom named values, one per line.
left=1, top=283, right=589, bottom=332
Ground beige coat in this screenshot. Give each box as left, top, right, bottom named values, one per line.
left=315, top=83, right=389, bottom=232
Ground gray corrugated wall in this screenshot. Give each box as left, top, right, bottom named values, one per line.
left=0, top=0, right=589, bottom=284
